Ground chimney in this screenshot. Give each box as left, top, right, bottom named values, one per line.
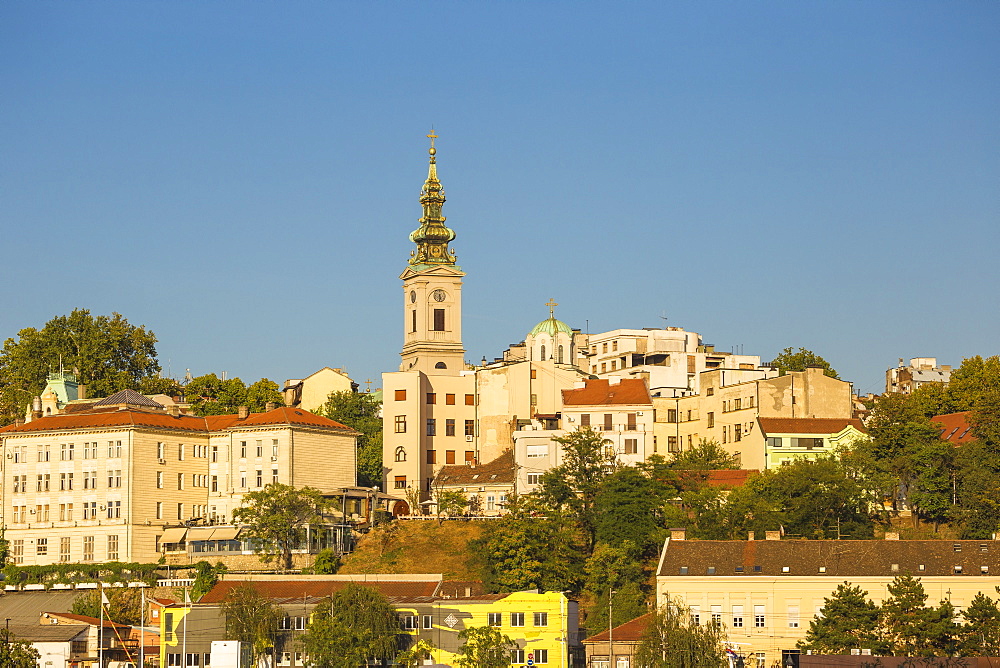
left=78, top=384, right=87, bottom=400
left=166, top=406, right=180, bottom=417
left=265, top=401, right=277, bottom=411
left=765, top=530, right=781, bottom=541
left=884, top=532, right=900, bottom=541
left=670, top=528, right=686, bottom=541
left=13, top=419, right=24, bottom=426
left=748, top=532, right=755, bottom=541
left=237, top=406, right=250, bottom=420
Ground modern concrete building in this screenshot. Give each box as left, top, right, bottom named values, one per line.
left=885, top=357, right=952, bottom=395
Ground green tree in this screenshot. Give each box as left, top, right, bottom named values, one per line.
left=221, top=584, right=282, bottom=668
left=593, top=466, right=670, bottom=556
left=184, top=374, right=283, bottom=416
left=634, top=600, right=727, bottom=668
left=798, top=582, right=883, bottom=654
left=666, top=440, right=740, bottom=470
left=309, top=548, right=340, bottom=574
left=960, top=591, right=1000, bottom=655
left=880, top=575, right=957, bottom=656
left=454, top=625, right=517, bottom=668
left=0, top=628, right=41, bottom=668
left=318, top=390, right=383, bottom=488
left=190, top=561, right=227, bottom=602
left=947, top=355, right=1000, bottom=411
left=0, top=309, right=161, bottom=425
left=769, top=347, right=839, bottom=378
left=476, top=496, right=585, bottom=593
left=435, top=488, right=468, bottom=521
left=301, top=584, right=400, bottom=667
left=538, top=427, right=618, bottom=552
left=72, top=586, right=142, bottom=625
left=396, top=639, right=437, bottom=667
left=232, top=483, right=328, bottom=570
left=953, top=438, right=1000, bottom=539
left=908, top=440, right=956, bottom=530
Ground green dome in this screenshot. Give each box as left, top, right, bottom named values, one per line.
left=529, top=317, right=573, bottom=337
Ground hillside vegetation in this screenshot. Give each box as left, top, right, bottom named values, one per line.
left=339, top=520, right=488, bottom=580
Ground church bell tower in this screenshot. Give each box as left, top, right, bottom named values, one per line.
left=399, top=131, right=466, bottom=374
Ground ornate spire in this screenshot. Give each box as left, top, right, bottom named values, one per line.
left=409, top=130, right=457, bottom=266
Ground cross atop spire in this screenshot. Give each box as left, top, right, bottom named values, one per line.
left=427, top=128, right=438, bottom=162
left=546, top=298, right=558, bottom=318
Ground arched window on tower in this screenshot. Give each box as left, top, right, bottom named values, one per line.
left=435, top=362, right=447, bottom=369
left=558, top=345, right=565, bottom=364
left=540, top=344, right=546, bottom=361
left=395, top=446, right=407, bottom=462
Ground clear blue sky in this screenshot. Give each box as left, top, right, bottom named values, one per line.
left=2, top=1, right=997, bottom=396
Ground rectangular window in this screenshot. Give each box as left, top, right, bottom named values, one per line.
left=732, top=605, right=744, bottom=628
left=211, top=476, right=218, bottom=492
left=395, top=389, right=406, bottom=401
left=107, top=500, right=121, bottom=519
left=272, top=469, right=279, bottom=484
left=211, top=445, right=218, bottom=463
left=256, top=470, right=263, bottom=487
left=581, top=413, right=590, bottom=427
left=240, top=441, right=247, bottom=458
left=11, top=539, right=24, bottom=564
left=767, top=437, right=782, bottom=448
left=108, top=470, right=122, bottom=488
left=240, top=474, right=247, bottom=488
left=627, top=413, right=637, bottom=430
left=177, top=503, right=184, bottom=520
left=488, top=612, right=502, bottom=627
left=707, top=412, right=715, bottom=428
left=624, top=439, right=638, bottom=455
left=432, top=308, right=445, bottom=331
left=157, top=472, right=164, bottom=489
left=465, top=451, right=475, bottom=463
left=603, top=414, right=613, bottom=431
left=426, top=450, right=436, bottom=465
left=533, top=612, right=548, bottom=626
left=37, top=538, right=48, bottom=555
left=60, top=443, right=74, bottom=460
left=422, top=614, right=433, bottom=630
left=60, top=537, right=71, bottom=562
left=411, top=309, right=417, bottom=333
left=106, top=535, right=119, bottom=561
left=446, top=450, right=456, bottom=464
left=394, top=476, right=407, bottom=490
left=83, top=536, right=94, bottom=561
left=535, top=649, right=549, bottom=664
left=512, top=650, right=525, bottom=664
left=527, top=473, right=541, bottom=485
left=178, top=443, right=184, bottom=460
left=446, top=419, right=456, bottom=436
left=787, top=605, right=800, bottom=628
left=754, top=605, right=765, bottom=627
left=272, top=439, right=279, bottom=458
left=734, top=425, right=742, bottom=441
left=667, top=408, right=678, bottom=423
left=426, top=393, right=436, bottom=404
left=395, top=415, right=407, bottom=433
left=178, top=473, right=184, bottom=490
left=667, top=436, right=679, bottom=452
left=510, top=612, right=524, bottom=627
left=465, top=394, right=475, bottom=405
left=256, top=440, right=263, bottom=457
left=711, top=604, right=722, bottom=626
left=445, top=393, right=456, bottom=405
left=156, top=502, right=163, bottom=520
left=400, top=615, right=418, bottom=631
left=426, top=419, right=436, bottom=436
left=465, top=419, right=475, bottom=436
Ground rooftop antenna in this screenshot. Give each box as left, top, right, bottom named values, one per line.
left=659, top=310, right=668, bottom=327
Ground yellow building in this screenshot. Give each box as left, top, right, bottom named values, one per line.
left=1, top=390, right=357, bottom=565
left=653, top=367, right=854, bottom=469
left=655, top=531, right=1000, bottom=666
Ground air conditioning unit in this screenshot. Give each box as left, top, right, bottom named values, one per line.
left=637, top=411, right=644, bottom=416
left=158, top=458, right=166, bottom=465
left=465, top=435, right=474, bottom=442
left=270, top=456, right=278, bottom=461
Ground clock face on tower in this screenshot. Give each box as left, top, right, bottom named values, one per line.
left=431, top=289, right=447, bottom=302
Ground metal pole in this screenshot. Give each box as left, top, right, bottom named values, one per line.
left=608, top=588, right=614, bottom=668
left=140, top=587, right=145, bottom=668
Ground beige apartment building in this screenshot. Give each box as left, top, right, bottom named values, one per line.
left=282, top=366, right=356, bottom=412
left=1, top=390, right=357, bottom=566
left=653, top=366, right=854, bottom=469
left=656, top=532, right=1000, bottom=666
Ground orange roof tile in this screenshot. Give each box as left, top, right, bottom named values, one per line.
left=758, top=417, right=866, bottom=435
left=0, top=406, right=353, bottom=435
left=932, top=411, right=975, bottom=445
left=562, top=379, right=651, bottom=407
left=583, top=612, right=653, bottom=643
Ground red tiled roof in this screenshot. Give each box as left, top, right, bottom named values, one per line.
left=758, top=418, right=866, bottom=435
left=45, top=612, right=128, bottom=628
left=674, top=469, right=758, bottom=490
left=583, top=613, right=653, bottom=643
left=198, top=579, right=440, bottom=604
left=562, top=379, right=651, bottom=407
left=434, top=450, right=516, bottom=487
left=932, top=412, right=975, bottom=445
left=0, top=406, right=352, bottom=435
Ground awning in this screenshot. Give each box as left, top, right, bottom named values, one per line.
left=209, top=527, right=242, bottom=541
left=185, top=527, right=215, bottom=541
left=159, top=528, right=187, bottom=544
